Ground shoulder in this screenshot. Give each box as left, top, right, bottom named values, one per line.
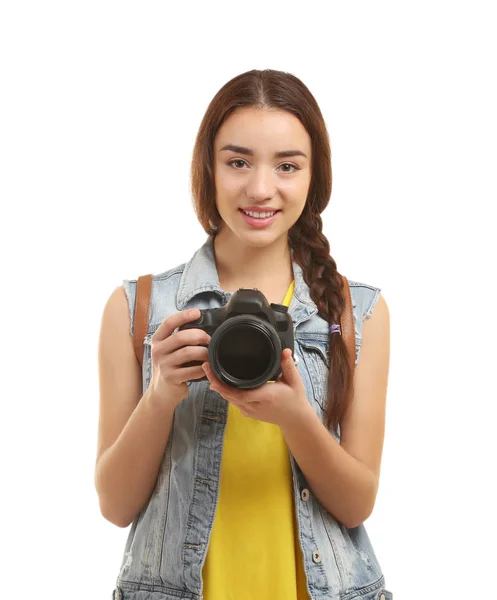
left=122, top=262, right=186, bottom=296
left=346, top=278, right=383, bottom=322
left=345, top=278, right=388, bottom=364
left=123, top=262, right=186, bottom=287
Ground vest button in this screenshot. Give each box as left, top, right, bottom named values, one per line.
left=379, top=594, right=386, bottom=600
left=301, top=488, right=310, bottom=501
left=312, top=550, right=322, bottom=563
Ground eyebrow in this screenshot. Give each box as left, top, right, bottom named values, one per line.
left=219, top=144, right=308, bottom=159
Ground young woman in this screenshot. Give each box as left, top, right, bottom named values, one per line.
left=96, top=69, right=392, bottom=600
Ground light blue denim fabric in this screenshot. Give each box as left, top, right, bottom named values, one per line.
left=112, top=235, right=392, bottom=600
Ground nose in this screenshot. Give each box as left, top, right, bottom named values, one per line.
left=245, top=165, right=276, bottom=201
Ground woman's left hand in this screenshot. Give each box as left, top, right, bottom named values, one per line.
left=201, top=348, right=312, bottom=428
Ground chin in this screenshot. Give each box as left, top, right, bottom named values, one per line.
left=238, top=228, right=286, bottom=248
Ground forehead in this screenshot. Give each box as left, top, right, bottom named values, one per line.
left=214, top=107, right=311, bottom=153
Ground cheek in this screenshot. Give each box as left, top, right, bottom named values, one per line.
left=213, top=193, right=230, bottom=221
left=282, top=197, right=307, bottom=225
left=280, top=178, right=309, bottom=206
left=214, top=183, right=243, bottom=219
left=215, top=165, right=242, bottom=192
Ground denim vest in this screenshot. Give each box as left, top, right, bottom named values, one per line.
left=113, top=236, right=392, bottom=600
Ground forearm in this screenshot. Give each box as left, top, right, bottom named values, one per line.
left=95, top=386, right=176, bottom=528
left=280, top=406, right=377, bottom=528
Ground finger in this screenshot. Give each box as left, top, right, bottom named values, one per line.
left=202, top=363, right=247, bottom=402
left=169, top=365, right=207, bottom=385
left=201, top=362, right=217, bottom=384
left=280, top=348, right=299, bottom=385
left=168, top=346, right=209, bottom=369
left=202, top=365, right=230, bottom=395
left=153, top=309, right=202, bottom=342
left=164, top=328, right=211, bottom=354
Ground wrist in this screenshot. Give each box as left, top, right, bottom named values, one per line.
left=146, top=382, right=180, bottom=415
left=280, top=401, right=316, bottom=435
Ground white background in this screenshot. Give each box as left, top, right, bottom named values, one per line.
left=1, top=1, right=495, bottom=599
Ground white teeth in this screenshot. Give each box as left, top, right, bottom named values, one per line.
left=242, top=209, right=277, bottom=219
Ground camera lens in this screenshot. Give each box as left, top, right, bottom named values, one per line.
left=217, top=324, right=272, bottom=380
left=209, top=315, right=281, bottom=389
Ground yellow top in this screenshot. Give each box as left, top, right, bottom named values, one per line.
left=202, top=279, right=309, bottom=599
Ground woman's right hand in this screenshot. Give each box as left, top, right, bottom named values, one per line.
left=149, top=308, right=211, bottom=407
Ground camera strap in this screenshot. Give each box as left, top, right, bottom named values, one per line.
left=133, top=273, right=152, bottom=368
left=132, top=273, right=355, bottom=375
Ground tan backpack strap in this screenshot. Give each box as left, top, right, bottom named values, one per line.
left=340, top=275, right=355, bottom=374
left=133, top=274, right=153, bottom=367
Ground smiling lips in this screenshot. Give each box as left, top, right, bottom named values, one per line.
left=239, top=207, right=281, bottom=228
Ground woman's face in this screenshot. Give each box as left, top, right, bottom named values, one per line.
left=213, top=106, right=312, bottom=248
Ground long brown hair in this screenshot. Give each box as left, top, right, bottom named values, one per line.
left=190, top=69, right=353, bottom=436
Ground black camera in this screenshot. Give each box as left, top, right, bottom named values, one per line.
left=178, top=288, right=294, bottom=389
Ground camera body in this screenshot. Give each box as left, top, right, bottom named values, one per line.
left=178, top=288, right=294, bottom=389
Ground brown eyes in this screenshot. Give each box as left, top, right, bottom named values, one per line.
left=228, top=159, right=299, bottom=173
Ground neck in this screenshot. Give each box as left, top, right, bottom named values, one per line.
left=212, top=229, right=293, bottom=289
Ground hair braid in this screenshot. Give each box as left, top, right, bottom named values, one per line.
left=289, top=213, right=354, bottom=435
